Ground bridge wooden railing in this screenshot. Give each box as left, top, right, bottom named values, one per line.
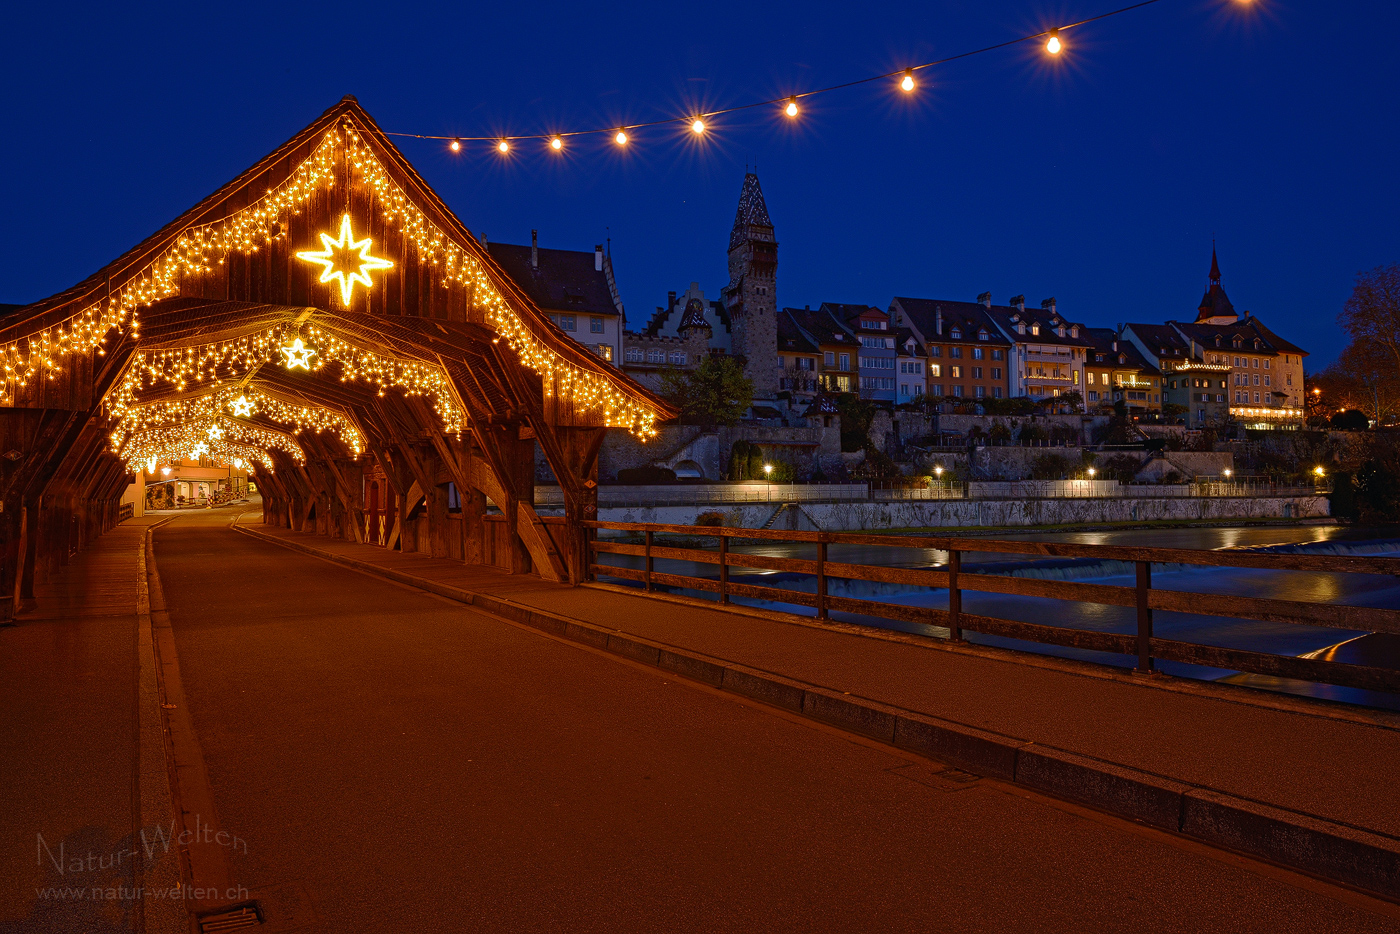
left=582, top=520, right=1400, bottom=696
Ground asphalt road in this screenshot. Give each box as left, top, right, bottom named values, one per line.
left=153, top=507, right=1400, bottom=933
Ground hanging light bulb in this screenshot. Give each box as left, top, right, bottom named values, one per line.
left=900, top=69, right=915, bottom=92
left=691, top=119, right=706, bottom=134
left=785, top=97, right=799, bottom=117
left=550, top=136, right=563, bottom=151
left=497, top=139, right=510, bottom=153
left=1046, top=29, right=1063, bottom=54
left=615, top=130, right=628, bottom=145
left=449, top=139, right=461, bottom=152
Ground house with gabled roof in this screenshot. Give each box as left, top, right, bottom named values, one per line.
left=888, top=296, right=1012, bottom=402
left=1082, top=328, right=1162, bottom=416
left=982, top=295, right=1094, bottom=408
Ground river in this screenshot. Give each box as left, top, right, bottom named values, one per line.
left=594, top=523, right=1400, bottom=711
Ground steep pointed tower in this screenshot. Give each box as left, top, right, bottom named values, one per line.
left=1195, top=246, right=1238, bottom=324
left=722, top=173, right=779, bottom=398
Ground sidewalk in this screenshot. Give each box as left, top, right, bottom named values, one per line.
left=236, top=517, right=1400, bottom=900
left=0, top=517, right=184, bottom=934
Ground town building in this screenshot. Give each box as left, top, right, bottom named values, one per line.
left=783, top=306, right=859, bottom=394
left=776, top=311, right=821, bottom=401
left=1083, top=328, right=1162, bottom=415
left=1121, top=322, right=1231, bottom=426
left=620, top=297, right=714, bottom=392
left=887, top=296, right=1012, bottom=401
left=984, top=296, right=1093, bottom=407
left=894, top=329, right=929, bottom=403
left=487, top=231, right=624, bottom=365
left=822, top=303, right=896, bottom=403
left=721, top=173, right=780, bottom=398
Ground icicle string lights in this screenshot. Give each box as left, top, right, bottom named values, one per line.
left=109, top=384, right=364, bottom=457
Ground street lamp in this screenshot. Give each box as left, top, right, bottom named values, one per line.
left=1087, top=467, right=1096, bottom=478
left=763, top=463, right=773, bottom=499
left=1314, top=466, right=1326, bottom=478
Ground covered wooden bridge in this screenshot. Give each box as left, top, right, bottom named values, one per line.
left=0, top=96, right=673, bottom=613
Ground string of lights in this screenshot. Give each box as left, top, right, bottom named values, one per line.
left=109, top=384, right=364, bottom=457
left=383, top=0, right=1190, bottom=152
left=119, top=416, right=303, bottom=472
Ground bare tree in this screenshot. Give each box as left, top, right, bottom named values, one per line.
left=1340, top=263, right=1400, bottom=375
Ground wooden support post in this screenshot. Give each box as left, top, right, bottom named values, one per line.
left=644, top=530, right=654, bottom=592
left=719, top=535, right=729, bottom=605
left=947, top=549, right=962, bottom=642
left=426, top=482, right=449, bottom=559
left=816, top=537, right=828, bottom=619
left=463, top=484, right=486, bottom=566
left=11, top=505, right=26, bottom=617
left=1135, top=560, right=1154, bottom=673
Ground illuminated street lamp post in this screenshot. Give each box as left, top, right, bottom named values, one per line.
left=763, top=463, right=773, bottom=500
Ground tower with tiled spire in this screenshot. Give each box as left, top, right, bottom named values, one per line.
left=1195, top=245, right=1238, bottom=324
left=721, top=172, right=779, bottom=398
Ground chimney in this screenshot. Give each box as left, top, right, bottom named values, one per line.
left=1112, top=340, right=1118, bottom=352
left=667, top=291, right=677, bottom=311
left=595, top=244, right=604, bottom=272
left=531, top=230, right=538, bottom=271
left=480, top=232, right=488, bottom=249
left=935, top=304, right=943, bottom=335
left=977, top=292, right=991, bottom=309
left=1040, top=297, right=1056, bottom=315
left=1009, top=294, right=1025, bottom=312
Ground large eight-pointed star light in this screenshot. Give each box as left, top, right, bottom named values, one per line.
left=295, top=213, right=394, bottom=305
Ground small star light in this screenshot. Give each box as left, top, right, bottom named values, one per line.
left=281, top=337, right=316, bottom=370
left=295, top=213, right=394, bottom=305
left=231, top=395, right=254, bottom=417
left=207, top=424, right=224, bottom=440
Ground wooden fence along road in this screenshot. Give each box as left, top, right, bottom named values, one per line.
left=587, top=521, right=1400, bottom=696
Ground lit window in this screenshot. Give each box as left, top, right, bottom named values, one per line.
left=596, top=344, right=613, bottom=361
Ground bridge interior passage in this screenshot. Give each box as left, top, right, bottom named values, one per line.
left=0, top=96, right=673, bottom=612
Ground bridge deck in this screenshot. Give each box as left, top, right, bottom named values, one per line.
left=239, top=515, right=1400, bottom=845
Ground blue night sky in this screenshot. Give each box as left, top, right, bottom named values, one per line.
left=2, top=1, right=1396, bottom=367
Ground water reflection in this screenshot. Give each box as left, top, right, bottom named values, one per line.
left=595, top=524, right=1400, bottom=710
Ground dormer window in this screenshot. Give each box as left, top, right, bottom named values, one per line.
left=1030, top=325, right=1040, bottom=336
left=1253, top=339, right=1261, bottom=349
left=1118, top=354, right=1126, bottom=365
left=1056, top=326, right=1066, bottom=337
left=1070, top=326, right=1079, bottom=338
left=950, top=327, right=962, bottom=339
left=1232, top=337, right=1241, bottom=348
left=978, top=329, right=988, bottom=341
left=1017, top=323, right=1026, bottom=335
left=1214, top=336, right=1222, bottom=347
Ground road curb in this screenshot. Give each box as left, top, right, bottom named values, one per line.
left=230, top=521, right=1400, bottom=902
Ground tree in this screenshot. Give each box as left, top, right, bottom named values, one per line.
left=836, top=394, right=875, bottom=453
left=1161, top=402, right=1187, bottom=420
left=660, top=356, right=754, bottom=428
left=1057, top=389, right=1084, bottom=411
left=1340, top=263, right=1400, bottom=380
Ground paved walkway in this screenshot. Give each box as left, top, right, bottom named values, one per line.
left=138, top=511, right=1394, bottom=931
left=0, top=516, right=181, bottom=934
left=235, top=517, right=1400, bottom=845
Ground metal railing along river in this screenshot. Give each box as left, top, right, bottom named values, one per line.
left=583, top=520, right=1400, bottom=697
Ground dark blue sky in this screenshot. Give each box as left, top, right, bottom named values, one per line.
left=3, top=1, right=1396, bottom=367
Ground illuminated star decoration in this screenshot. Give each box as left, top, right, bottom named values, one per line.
left=295, top=213, right=394, bottom=305
left=281, top=338, right=316, bottom=371
left=207, top=424, right=224, bottom=440
left=230, top=395, right=254, bottom=417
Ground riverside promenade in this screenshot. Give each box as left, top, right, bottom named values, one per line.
left=4, top=505, right=1399, bottom=932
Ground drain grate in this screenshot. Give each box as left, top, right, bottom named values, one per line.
left=199, top=905, right=261, bottom=931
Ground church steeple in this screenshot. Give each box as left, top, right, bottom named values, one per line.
left=729, top=172, right=773, bottom=249
left=1196, top=244, right=1236, bottom=323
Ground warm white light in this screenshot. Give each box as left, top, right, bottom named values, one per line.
left=1314, top=466, right=1326, bottom=477
left=497, top=140, right=509, bottom=153
left=295, top=214, right=393, bottom=305
left=280, top=337, right=316, bottom=371
left=1046, top=30, right=1062, bottom=54
left=231, top=395, right=253, bottom=417
left=763, top=463, right=773, bottom=475
left=785, top=97, right=799, bottom=117
left=615, top=130, right=628, bottom=145
left=449, top=139, right=461, bottom=152
left=550, top=137, right=563, bottom=151
left=1087, top=467, right=1096, bottom=477
left=691, top=119, right=705, bottom=134
left=900, top=70, right=915, bottom=92
left=934, top=466, right=944, bottom=477
left=1223, top=469, right=1233, bottom=478
left=161, top=467, right=171, bottom=476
